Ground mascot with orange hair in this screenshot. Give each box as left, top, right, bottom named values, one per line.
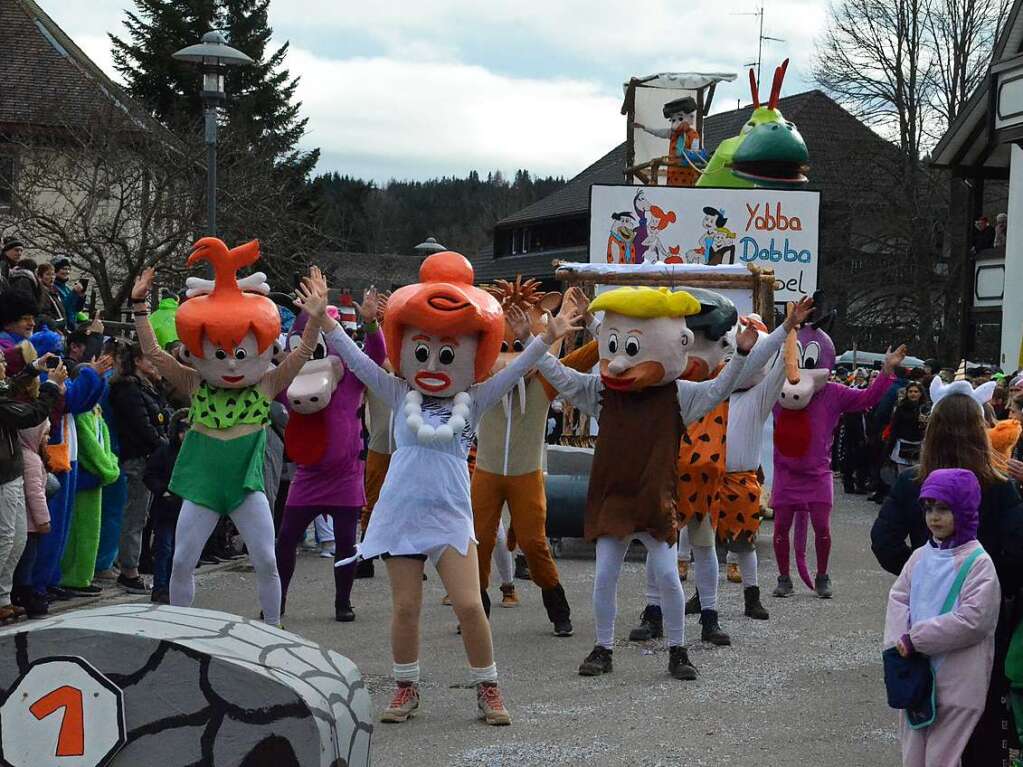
left=304, top=253, right=582, bottom=727
left=131, top=239, right=328, bottom=627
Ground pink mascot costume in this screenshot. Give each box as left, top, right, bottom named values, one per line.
left=771, top=299, right=904, bottom=598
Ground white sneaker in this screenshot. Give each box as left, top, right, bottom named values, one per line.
left=319, top=548, right=336, bottom=559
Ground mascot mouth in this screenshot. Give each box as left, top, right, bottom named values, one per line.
left=730, top=160, right=808, bottom=186
left=221, top=375, right=244, bottom=384
left=415, top=371, right=451, bottom=393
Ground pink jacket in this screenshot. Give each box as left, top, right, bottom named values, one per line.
left=18, top=423, right=50, bottom=531
left=884, top=540, right=1000, bottom=712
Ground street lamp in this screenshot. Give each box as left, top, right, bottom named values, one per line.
left=413, top=236, right=447, bottom=256
left=172, top=31, right=253, bottom=237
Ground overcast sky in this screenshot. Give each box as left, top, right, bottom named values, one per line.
left=47, top=0, right=829, bottom=183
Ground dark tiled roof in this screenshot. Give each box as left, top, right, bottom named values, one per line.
left=0, top=0, right=168, bottom=137
left=497, top=89, right=898, bottom=227
left=471, top=246, right=588, bottom=282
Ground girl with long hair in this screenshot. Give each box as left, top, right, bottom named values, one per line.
left=872, top=385, right=1023, bottom=766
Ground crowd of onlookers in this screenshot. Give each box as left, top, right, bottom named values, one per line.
left=0, top=236, right=255, bottom=625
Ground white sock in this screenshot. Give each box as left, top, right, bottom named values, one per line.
left=470, top=663, right=498, bottom=684
left=394, top=660, right=420, bottom=683
left=726, top=550, right=738, bottom=565
left=737, top=549, right=759, bottom=588
left=691, top=544, right=718, bottom=611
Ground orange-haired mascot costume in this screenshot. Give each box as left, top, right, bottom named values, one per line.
left=317, top=252, right=580, bottom=726
left=130, top=239, right=327, bottom=626
left=473, top=277, right=599, bottom=638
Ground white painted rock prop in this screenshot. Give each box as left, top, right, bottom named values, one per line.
left=0, top=605, right=372, bottom=767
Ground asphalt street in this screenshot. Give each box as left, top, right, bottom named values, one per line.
left=57, top=488, right=901, bottom=767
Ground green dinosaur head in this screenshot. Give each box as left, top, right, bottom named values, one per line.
left=696, top=59, right=809, bottom=190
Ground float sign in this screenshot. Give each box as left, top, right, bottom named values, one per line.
left=589, top=184, right=821, bottom=302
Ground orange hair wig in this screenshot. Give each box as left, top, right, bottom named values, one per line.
left=384, top=251, right=503, bottom=382
left=175, top=238, right=281, bottom=358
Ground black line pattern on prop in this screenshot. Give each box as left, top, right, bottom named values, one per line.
left=104, top=641, right=173, bottom=688
left=14, top=632, right=28, bottom=674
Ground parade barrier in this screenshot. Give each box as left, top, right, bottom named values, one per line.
left=0, top=604, right=372, bottom=767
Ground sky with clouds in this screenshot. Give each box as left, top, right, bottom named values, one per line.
left=47, top=0, right=830, bottom=183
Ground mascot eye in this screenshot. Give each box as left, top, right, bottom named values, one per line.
left=513, top=340, right=524, bottom=352
left=414, top=343, right=430, bottom=363
left=501, top=341, right=509, bottom=353
left=234, top=349, right=247, bottom=360
left=625, top=336, right=640, bottom=356
left=313, top=343, right=327, bottom=360
left=802, top=341, right=821, bottom=369
left=214, top=349, right=227, bottom=360
left=607, top=333, right=619, bottom=354
left=439, top=346, right=456, bottom=365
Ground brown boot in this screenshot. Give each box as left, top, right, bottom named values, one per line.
left=477, top=682, right=511, bottom=725
left=499, top=583, right=519, bottom=608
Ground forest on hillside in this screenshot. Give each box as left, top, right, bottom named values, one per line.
left=309, top=170, right=565, bottom=257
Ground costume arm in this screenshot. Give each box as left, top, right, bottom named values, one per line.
left=74, top=412, right=119, bottom=483
left=834, top=370, right=895, bottom=414
left=364, top=325, right=387, bottom=367
left=754, top=352, right=789, bottom=419
left=535, top=352, right=601, bottom=416
left=909, top=555, right=1001, bottom=654
left=473, top=336, right=551, bottom=415
left=870, top=472, right=917, bottom=575
left=324, top=325, right=405, bottom=407
left=61, top=367, right=105, bottom=415
left=540, top=340, right=598, bottom=401
left=882, top=556, right=914, bottom=649
left=134, top=313, right=199, bottom=396
left=263, top=315, right=320, bottom=396
left=677, top=351, right=747, bottom=423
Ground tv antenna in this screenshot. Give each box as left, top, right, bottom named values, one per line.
left=733, top=1, right=785, bottom=85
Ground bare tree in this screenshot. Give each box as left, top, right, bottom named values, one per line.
left=1, top=104, right=204, bottom=316
left=928, top=0, right=1009, bottom=129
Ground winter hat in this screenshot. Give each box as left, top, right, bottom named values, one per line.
left=51, top=257, right=71, bottom=271
left=0, top=290, right=39, bottom=326
left=29, top=327, right=63, bottom=358
left=919, top=468, right=981, bottom=547
left=2, top=237, right=23, bottom=257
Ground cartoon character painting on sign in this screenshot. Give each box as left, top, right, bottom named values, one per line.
left=606, top=211, right=638, bottom=264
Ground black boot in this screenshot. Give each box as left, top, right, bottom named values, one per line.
left=628, top=604, right=663, bottom=641
left=685, top=589, right=702, bottom=615
left=700, top=609, right=731, bottom=646
left=541, top=584, right=573, bottom=637
left=743, top=586, right=769, bottom=620
left=514, top=554, right=531, bottom=581
left=578, top=645, right=613, bottom=676
left=335, top=603, right=355, bottom=622
left=668, top=645, right=698, bottom=680
left=354, top=558, right=375, bottom=579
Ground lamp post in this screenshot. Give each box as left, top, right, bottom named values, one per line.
left=413, top=236, right=447, bottom=256
left=172, top=31, right=253, bottom=237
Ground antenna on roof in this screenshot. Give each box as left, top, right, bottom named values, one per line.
left=733, top=0, right=785, bottom=86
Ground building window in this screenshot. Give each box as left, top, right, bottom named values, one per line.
left=521, top=227, right=529, bottom=254
left=512, top=229, right=521, bottom=255
left=0, top=156, right=14, bottom=210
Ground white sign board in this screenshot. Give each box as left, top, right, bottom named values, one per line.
left=588, top=184, right=820, bottom=302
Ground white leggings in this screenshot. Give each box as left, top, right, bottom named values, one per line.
left=494, top=520, right=514, bottom=586
left=595, top=533, right=685, bottom=649
left=645, top=540, right=718, bottom=611
left=171, top=492, right=281, bottom=624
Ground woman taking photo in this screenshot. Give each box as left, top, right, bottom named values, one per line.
left=871, top=389, right=1023, bottom=766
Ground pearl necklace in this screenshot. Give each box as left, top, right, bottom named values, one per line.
left=404, top=390, right=472, bottom=444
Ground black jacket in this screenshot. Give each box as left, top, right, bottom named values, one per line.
left=0, top=375, right=61, bottom=485
left=109, top=376, right=167, bottom=460
left=871, top=468, right=1023, bottom=595
left=143, top=441, right=182, bottom=526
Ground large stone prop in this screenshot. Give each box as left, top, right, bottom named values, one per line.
left=0, top=605, right=372, bottom=767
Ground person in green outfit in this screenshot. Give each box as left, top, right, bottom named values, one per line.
left=130, top=238, right=327, bottom=625
left=60, top=404, right=120, bottom=594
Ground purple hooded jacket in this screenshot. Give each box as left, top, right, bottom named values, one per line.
left=919, top=468, right=980, bottom=548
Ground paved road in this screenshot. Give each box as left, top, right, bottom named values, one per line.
left=59, top=489, right=901, bottom=766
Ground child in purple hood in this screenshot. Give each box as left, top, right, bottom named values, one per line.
left=884, top=468, right=1001, bottom=766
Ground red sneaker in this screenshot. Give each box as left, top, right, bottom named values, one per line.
left=476, top=682, right=511, bottom=726
left=380, top=682, right=420, bottom=723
